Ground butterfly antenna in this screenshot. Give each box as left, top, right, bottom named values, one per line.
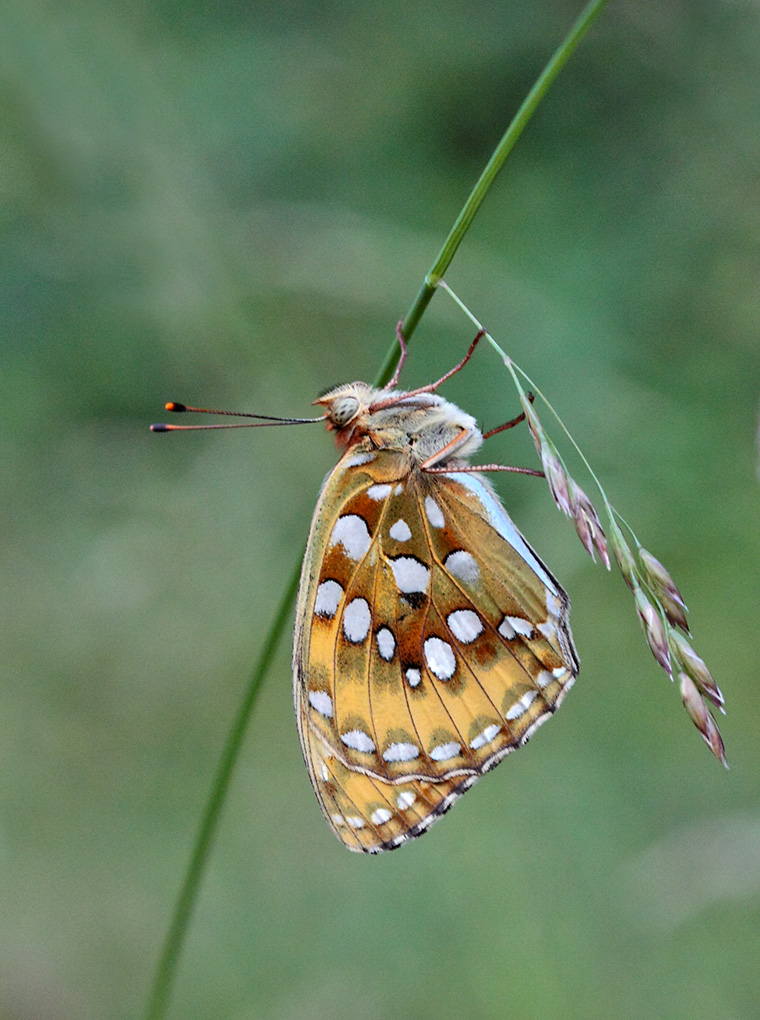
left=151, top=402, right=326, bottom=432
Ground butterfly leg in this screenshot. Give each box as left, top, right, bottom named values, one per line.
left=384, top=322, right=410, bottom=390
left=421, top=428, right=544, bottom=477
left=420, top=426, right=481, bottom=469
left=405, top=329, right=486, bottom=399
left=424, top=462, right=544, bottom=477
left=373, top=330, right=487, bottom=412
left=482, top=393, right=536, bottom=439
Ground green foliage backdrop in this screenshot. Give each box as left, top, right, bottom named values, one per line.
left=2, top=1, right=759, bottom=1018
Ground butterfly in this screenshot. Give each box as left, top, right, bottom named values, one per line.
left=293, top=330, right=579, bottom=852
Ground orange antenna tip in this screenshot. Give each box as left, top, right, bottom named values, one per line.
left=165, top=402, right=186, bottom=413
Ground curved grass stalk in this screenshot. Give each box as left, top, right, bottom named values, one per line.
left=437, top=279, right=728, bottom=766
left=437, top=279, right=615, bottom=513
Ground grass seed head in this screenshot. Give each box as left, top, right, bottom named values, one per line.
left=639, top=548, right=689, bottom=632
left=570, top=480, right=610, bottom=568
left=609, top=519, right=638, bottom=590
left=669, top=631, right=725, bottom=713
left=635, top=590, right=672, bottom=676
left=679, top=672, right=728, bottom=767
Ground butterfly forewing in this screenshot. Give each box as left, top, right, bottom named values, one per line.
left=294, top=418, right=579, bottom=852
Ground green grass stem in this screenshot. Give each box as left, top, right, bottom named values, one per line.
left=143, top=562, right=301, bottom=1020
left=374, top=0, right=609, bottom=387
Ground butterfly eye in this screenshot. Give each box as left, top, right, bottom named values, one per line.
left=330, top=395, right=361, bottom=428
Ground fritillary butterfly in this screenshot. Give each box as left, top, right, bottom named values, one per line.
left=294, top=332, right=579, bottom=852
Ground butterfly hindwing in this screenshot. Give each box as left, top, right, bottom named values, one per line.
left=304, top=731, right=481, bottom=853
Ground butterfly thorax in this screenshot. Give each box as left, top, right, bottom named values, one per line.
left=316, top=382, right=484, bottom=468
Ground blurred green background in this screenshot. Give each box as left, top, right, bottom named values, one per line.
left=2, top=0, right=759, bottom=1018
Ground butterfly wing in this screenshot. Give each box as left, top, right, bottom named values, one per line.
left=293, top=444, right=579, bottom=852
left=303, top=733, right=479, bottom=853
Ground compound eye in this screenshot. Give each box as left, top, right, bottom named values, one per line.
left=330, top=394, right=360, bottom=428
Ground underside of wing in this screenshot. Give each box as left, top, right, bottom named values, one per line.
left=304, top=731, right=480, bottom=853
left=294, top=444, right=579, bottom=852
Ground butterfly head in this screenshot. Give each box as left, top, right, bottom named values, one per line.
left=314, top=382, right=377, bottom=448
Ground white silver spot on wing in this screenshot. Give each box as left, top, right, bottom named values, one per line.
left=346, top=816, right=365, bottom=829
left=470, top=723, right=501, bottom=750
left=371, top=808, right=393, bottom=825
left=537, top=670, right=554, bottom=688
left=330, top=514, right=371, bottom=561
left=405, top=668, right=421, bottom=688
left=444, top=550, right=480, bottom=583
left=539, top=619, right=558, bottom=642
left=429, top=741, right=461, bottom=762
left=366, top=483, right=392, bottom=500
left=553, top=666, right=568, bottom=679
left=390, top=556, right=430, bottom=594
left=451, top=473, right=558, bottom=593
left=314, top=579, right=343, bottom=618
left=344, top=450, right=375, bottom=467
left=425, top=495, right=445, bottom=528
left=331, top=813, right=345, bottom=826
left=341, top=728, right=375, bottom=753
left=506, top=616, right=534, bottom=638
left=376, top=627, right=395, bottom=661
left=498, top=617, right=515, bottom=639
left=506, top=690, right=538, bottom=721
left=308, top=690, right=333, bottom=718
left=397, top=791, right=416, bottom=810
left=447, top=609, right=484, bottom=644
left=383, top=742, right=420, bottom=763
left=389, top=518, right=412, bottom=542
left=423, top=637, right=456, bottom=680
left=343, top=597, right=371, bottom=643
